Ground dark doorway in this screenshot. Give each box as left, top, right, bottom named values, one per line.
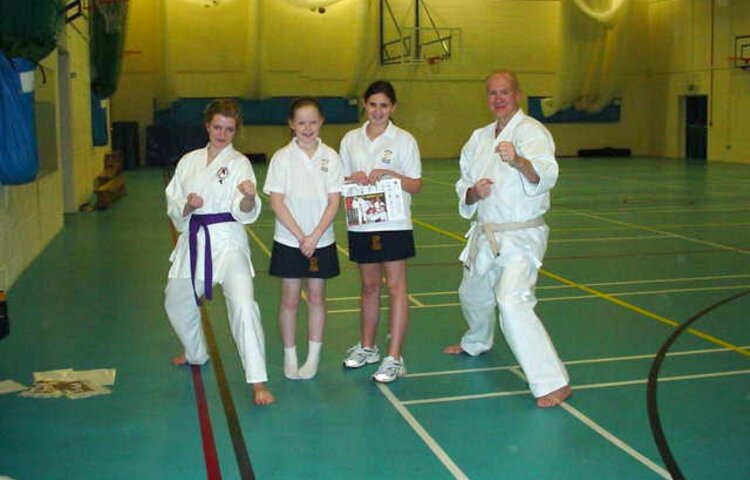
left=685, top=95, right=707, bottom=161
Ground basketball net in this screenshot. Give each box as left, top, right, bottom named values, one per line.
left=93, top=0, right=129, bottom=33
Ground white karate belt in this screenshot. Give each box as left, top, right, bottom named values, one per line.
left=464, top=216, right=545, bottom=269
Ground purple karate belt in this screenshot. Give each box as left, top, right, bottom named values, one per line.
left=189, top=212, right=235, bottom=306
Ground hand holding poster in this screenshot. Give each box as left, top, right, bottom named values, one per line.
left=342, top=178, right=405, bottom=227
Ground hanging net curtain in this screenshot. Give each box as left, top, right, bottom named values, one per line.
left=542, top=0, right=633, bottom=116
left=90, top=0, right=130, bottom=99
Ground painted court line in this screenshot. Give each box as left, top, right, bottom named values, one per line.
left=401, top=369, right=750, bottom=406
left=549, top=234, right=672, bottom=243
left=556, top=205, right=750, bottom=216
left=325, top=283, right=750, bottom=313
left=541, top=269, right=750, bottom=359
left=405, top=273, right=750, bottom=297
left=376, top=383, right=470, bottom=480
left=409, top=283, right=750, bottom=300
left=551, top=221, right=750, bottom=232
left=558, top=402, right=672, bottom=479
left=417, top=235, right=675, bottom=246
left=414, top=215, right=749, bottom=361
left=567, top=210, right=749, bottom=255
left=404, top=345, right=750, bottom=379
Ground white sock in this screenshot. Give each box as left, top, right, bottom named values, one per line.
left=298, top=341, right=322, bottom=380
left=284, top=346, right=299, bottom=380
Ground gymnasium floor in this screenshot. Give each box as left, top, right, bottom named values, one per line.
left=1, top=157, right=748, bottom=479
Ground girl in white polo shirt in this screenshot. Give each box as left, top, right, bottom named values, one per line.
left=340, top=81, right=422, bottom=383
left=263, top=97, right=343, bottom=380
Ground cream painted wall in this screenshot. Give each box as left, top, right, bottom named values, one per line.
left=113, top=0, right=748, bottom=163
left=1, top=15, right=105, bottom=290
left=0, top=55, right=64, bottom=291
left=647, top=0, right=750, bottom=164
left=68, top=29, right=110, bottom=206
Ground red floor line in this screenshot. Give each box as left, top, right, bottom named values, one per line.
left=191, top=365, right=223, bottom=480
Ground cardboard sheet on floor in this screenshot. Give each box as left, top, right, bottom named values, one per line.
left=16, top=368, right=117, bottom=399
left=0, top=379, right=27, bottom=395
left=20, top=380, right=111, bottom=399
left=33, top=368, right=116, bottom=386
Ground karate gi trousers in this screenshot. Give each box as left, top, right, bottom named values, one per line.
left=458, top=253, right=569, bottom=397
left=165, top=250, right=268, bottom=384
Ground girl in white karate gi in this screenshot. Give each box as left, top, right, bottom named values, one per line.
left=164, top=99, right=273, bottom=406
left=339, top=81, right=422, bottom=384
left=263, top=97, right=343, bottom=380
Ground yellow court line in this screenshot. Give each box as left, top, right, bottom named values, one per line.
left=550, top=235, right=671, bottom=243
left=411, top=218, right=750, bottom=358
left=408, top=273, right=750, bottom=295
left=421, top=177, right=455, bottom=188
left=246, top=225, right=311, bottom=302
left=408, top=284, right=750, bottom=301
left=418, top=243, right=464, bottom=249
left=245, top=226, right=272, bottom=258
left=408, top=294, right=425, bottom=307
left=556, top=205, right=750, bottom=216
left=567, top=210, right=750, bottom=255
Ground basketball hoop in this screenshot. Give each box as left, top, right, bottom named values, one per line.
left=728, top=56, right=750, bottom=70
left=92, top=0, right=129, bottom=33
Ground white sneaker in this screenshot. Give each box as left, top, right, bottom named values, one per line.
left=372, top=356, right=406, bottom=383
left=343, top=343, right=380, bottom=369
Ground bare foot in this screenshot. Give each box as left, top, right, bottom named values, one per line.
left=536, top=385, right=572, bottom=408
left=442, top=344, right=465, bottom=355
left=171, top=354, right=188, bottom=366
left=252, top=383, right=274, bottom=406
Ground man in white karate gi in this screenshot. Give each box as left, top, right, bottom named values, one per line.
left=443, top=70, right=572, bottom=408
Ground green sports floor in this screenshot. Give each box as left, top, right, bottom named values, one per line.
left=1, top=157, right=748, bottom=479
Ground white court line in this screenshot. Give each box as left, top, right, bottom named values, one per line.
left=376, top=384, right=470, bottom=480
left=536, top=284, right=750, bottom=302
left=326, top=284, right=750, bottom=313
left=405, top=345, right=750, bottom=379
left=558, top=403, right=672, bottom=479
left=406, top=273, right=750, bottom=297
left=568, top=210, right=749, bottom=255
left=401, top=369, right=750, bottom=406
left=400, top=366, right=746, bottom=479
left=416, top=234, right=673, bottom=248
left=412, top=206, right=750, bottom=221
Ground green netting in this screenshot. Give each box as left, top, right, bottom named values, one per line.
left=0, top=0, right=65, bottom=62
left=90, top=0, right=129, bottom=98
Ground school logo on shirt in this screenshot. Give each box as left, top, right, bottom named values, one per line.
left=320, top=158, right=329, bottom=173
left=217, top=167, right=229, bottom=184
left=380, top=149, right=393, bottom=164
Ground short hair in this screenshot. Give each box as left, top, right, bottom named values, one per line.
left=203, top=98, right=242, bottom=128
left=485, top=70, right=521, bottom=92
left=363, top=80, right=397, bottom=104
left=289, top=96, right=324, bottom=119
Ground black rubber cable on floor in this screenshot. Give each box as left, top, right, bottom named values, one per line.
left=646, top=288, right=750, bottom=480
